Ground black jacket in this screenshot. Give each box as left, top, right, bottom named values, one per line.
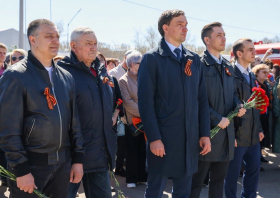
left=58, top=51, right=118, bottom=172
left=200, top=50, right=240, bottom=161
left=0, top=51, right=84, bottom=177
left=138, top=38, right=210, bottom=177
left=234, top=65, right=263, bottom=147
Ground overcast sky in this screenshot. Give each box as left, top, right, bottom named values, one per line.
left=1, top=0, right=280, bottom=48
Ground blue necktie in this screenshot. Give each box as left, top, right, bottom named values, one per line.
left=174, top=48, right=181, bottom=62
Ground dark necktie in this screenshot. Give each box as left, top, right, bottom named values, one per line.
left=174, top=48, right=181, bottom=62
left=243, top=72, right=250, bottom=83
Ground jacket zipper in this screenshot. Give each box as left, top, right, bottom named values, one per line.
left=26, top=118, right=36, bottom=144
left=51, top=82, right=63, bottom=162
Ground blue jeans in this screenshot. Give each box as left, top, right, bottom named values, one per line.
left=224, top=143, right=260, bottom=198
left=145, top=173, right=192, bottom=198
left=67, top=170, right=112, bottom=198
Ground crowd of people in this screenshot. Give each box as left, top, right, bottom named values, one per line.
left=0, top=8, right=279, bottom=198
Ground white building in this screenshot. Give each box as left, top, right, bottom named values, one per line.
left=0, top=28, right=30, bottom=52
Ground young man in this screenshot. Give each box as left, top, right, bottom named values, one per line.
left=190, top=22, right=246, bottom=198
left=0, top=19, right=84, bottom=198
left=224, top=38, right=264, bottom=198
left=138, top=9, right=211, bottom=198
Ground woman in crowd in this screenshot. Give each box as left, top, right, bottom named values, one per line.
left=119, top=51, right=147, bottom=188
left=97, top=52, right=106, bottom=67
left=9, top=49, right=27, bottom=65
left=252, top=64, right=274, bottom=164
left=272, top=64, right=280, bottom=79
left=106, top=58, right=117, bottom=72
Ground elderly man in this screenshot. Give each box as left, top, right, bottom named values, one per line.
left=0, top=19, right=84, bottom=198
left=58, top=27, right=118, bottom=198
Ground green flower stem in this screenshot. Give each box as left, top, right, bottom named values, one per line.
left=210, top=96, right=259, bottom=138
left=0, top=166, right=49, bottom=198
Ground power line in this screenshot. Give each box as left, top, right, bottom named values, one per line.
left=123, top=0, right=279, bottom=35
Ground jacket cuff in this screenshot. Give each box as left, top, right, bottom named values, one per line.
left=211, top=114, right=223, bottom=127
left=13, top=161, right=31, bottom=177
left=72, top=152, right=84, bottom=164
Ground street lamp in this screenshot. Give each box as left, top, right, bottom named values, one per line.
left=67, top=8, right=81, bottom=50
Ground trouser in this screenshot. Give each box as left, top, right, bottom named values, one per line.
left=67, top=170, right=111, bottom=198
left=8, top=161, right=71, bottom=198
left=190, top=161, right=229, bottom=198
left=145, top=173, right=192, bottom=198
left=0, top=149, right=7, bottom=182
left=116, top=135, right=126, bottom=169
left=225, top=143, right=260, bottom=198
left=125, top=125, right=147, bottom=183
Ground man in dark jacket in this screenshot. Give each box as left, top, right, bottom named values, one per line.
left=58, top=27, right=118, bottom=198
left=138, top=9, right=211, bottom=198
left=224, top=38, right=264, bottom=198
left=0, top=19, right=84, bottom=198
left=190, top=22, right=246, bottom=198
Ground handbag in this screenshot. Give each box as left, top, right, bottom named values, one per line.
left=116, top=116, right=125, bottom=136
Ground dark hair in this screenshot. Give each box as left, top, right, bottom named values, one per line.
left=232, top=38, right=253, bottom=60
left=158, top=9, right=185, bottom=37
left=273, top=64, right=280, bottom=79
left=201, top=22, right=222, bottom=45
left=27, top=19, right=55, bottom=46
left=106, top=58, right=116, bottom=67
left=265, top=58, right=274, bottom=70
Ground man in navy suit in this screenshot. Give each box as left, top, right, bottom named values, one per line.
left=224, top=38, right=264, bottom=198
left=138, top=9, right=211, bottom=198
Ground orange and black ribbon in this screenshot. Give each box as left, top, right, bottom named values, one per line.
left=44, top=87, right=57, bottom=110
left=184, top=59, right=193, bottom=76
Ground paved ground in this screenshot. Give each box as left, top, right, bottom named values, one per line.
left=0, top=150, right=279, bottom=198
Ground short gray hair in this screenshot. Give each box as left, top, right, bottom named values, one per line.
left=126, top=51, right=142, bottom=68
left=70, top=27, right=95, bottom=43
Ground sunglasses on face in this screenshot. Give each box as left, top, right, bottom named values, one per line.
left=11, top=56, right=25, bottom=61
left=261, top=71, right=269, bottom=75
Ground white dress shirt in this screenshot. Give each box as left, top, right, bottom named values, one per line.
left=235, top=62, right=251, bottom=75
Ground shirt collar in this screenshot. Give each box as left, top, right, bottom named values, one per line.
left=165, top=40, right=182, bottom=56
left=235, top=61, right=251, bottom=75
left=209, top=52, right=223, bottom=64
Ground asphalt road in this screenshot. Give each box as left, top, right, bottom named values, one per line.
left=0, top=150, right=279, bottom=198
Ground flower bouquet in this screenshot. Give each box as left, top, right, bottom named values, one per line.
left=0, top=166, right=49, bottom=198
left=210, top=87, right=269, bottom=138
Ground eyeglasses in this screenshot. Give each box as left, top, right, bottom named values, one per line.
left=135, top=62, right=141, bottom=65
left=11, top=56, right=25, bottom=61
left=261, top=71, right=269, bottom=75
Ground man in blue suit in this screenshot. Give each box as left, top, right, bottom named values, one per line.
left=138, top=9, right=211, bottom=198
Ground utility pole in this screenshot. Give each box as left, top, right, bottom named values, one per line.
left=50, top=0, right=52, bottom=21
left=19, top=0, right=24, bottom=49
left=67, top=8, right=81, bottom=50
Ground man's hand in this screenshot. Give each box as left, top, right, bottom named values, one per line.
left=70, top=163, right=83, bottom=183
left=236, top=106, right=246, bottom=117
left=218, top=117, right=230, bottom=129
left=235, top=139, right=237, bottom=147
left=199, top=137, right=211, bottom=155
left=112, top=116, right=117, bottom=126
left=150, top=140, right=166, bottom=157
left=259, top=132, right=265, bottom=142
left=17, top=173, right=37, bottom=194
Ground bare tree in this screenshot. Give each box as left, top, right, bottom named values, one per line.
left=56, top=20, right=64, bottom=35
left=144, top=26, right=160, bottom=49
